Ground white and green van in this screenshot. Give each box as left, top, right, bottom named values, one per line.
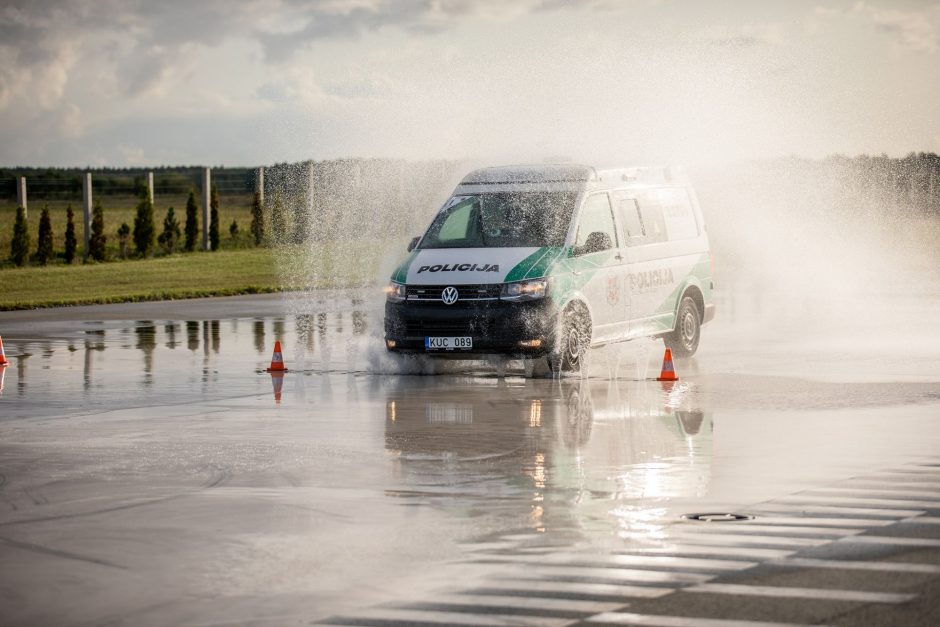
left=384, top=165, right=715, bottom=372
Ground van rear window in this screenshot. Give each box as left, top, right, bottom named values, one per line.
left=659, top=188, right=699, bottom=240
left=636, top=188, right=698, bottom=243
left=420, top=192, right=577, bottom=248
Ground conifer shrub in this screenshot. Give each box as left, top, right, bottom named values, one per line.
left=268, top=193, right=285, bottom=245
left=89, top=201, right=107, bottom=262
left=209, top=185, right=220, bottom=251
left=117, top=223, right=131, bottom=259
left=250, top=191, right=264, bottom=246
left=133, top=187, right=156, bottom=257
left=36, top=206, right=54, bottom=265
left=10, top=206, right=30, bottom=266
left=64, top=205, right=77, bottom=264
left=184, top=190, right=199, bottom=252
left=158, top=207, right=182, bottom=254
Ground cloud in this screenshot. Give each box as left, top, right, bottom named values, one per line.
left=715, top=35, right=763, bottom=49
left=852, top=2, right=940, bottom=53
left=253, top=0, right=620, bottom=62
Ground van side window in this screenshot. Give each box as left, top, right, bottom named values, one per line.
left=659, top=188, right=699, bottom=240
left=575, top=193, right=618, bottom=250
left=637, top=192, right=668, bottom=244
left=613, top=193, right=644, bottom=245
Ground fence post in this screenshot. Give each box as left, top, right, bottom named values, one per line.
left=82, top=173, right=93, bottom=261
left=16, top=176, right=27, bottom=217
left=147, top=171, right=154, bottom=205
left=307, top=161, right=315, bottom=214
left=256, top=167, right=264, bottom=205
left=930, top=169, right=937, bottom=212
left=202, top=167, right=211, bottom=251
left=306, top=161, right=316, bottom=242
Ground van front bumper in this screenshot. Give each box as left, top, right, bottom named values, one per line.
left=384, top=298, right=558, bottom=357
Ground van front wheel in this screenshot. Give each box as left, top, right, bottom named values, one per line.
left=551, top=306, right=590, bottom=372
left=665, top=296, right=700, bottom=358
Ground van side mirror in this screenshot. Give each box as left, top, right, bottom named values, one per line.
left=407, top=236, right=420, bottom=252
left=576, top=231, right=613, bottom=256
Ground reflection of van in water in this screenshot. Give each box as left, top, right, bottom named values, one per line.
left=384, top=165, right=715, bottom=372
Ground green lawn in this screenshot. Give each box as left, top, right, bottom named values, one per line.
left=0, top=249, right=279, bottom=310
left=0, top=241, right=397, bottom=310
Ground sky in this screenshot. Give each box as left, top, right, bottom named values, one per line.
left=1, top=0, right=939, bottom=167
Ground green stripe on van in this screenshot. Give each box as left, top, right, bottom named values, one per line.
left=504, top=247, right=565, bottom=282
left=392, top=250, right=419, bottom=284
left=651, top=253, right=712, bottom=317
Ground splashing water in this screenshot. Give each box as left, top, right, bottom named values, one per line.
left=257, top=156, right=940, bottom=378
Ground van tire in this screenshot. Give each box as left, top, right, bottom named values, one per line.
left=553, top=306, right=591, bottom=372
left=665, top=296, right=700, bottom=358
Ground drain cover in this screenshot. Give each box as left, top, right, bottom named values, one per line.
left=682, top=513, right=754, bottom=522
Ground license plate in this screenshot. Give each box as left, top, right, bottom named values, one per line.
left=425, top=336, right=473, bottom=350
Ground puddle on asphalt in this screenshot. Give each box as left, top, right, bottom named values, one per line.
left=0, top=307, right=710, bottom=543
left=0, top=305, right=672, bottom=403
left=4, top=301, right=940, bottom=551
left=381, top=375, right=711, bottom=547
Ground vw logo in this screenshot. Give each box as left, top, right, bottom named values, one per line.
left=441, top=286, right=459, bottom=305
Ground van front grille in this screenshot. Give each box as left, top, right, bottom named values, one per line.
left=405, top=284, right=501, bottom=302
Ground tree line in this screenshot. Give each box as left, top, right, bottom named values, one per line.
left=0, top=166, right=258, bottom=200
left=8, top=185, right=265, bottom=266
left=7, top=153, right=938, bottom=267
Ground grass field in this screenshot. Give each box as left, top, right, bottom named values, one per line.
left=0, top=239, right=396, bottom=310
left=0, top=249, right=280, bottom=310
left=0, top=192, right=255, bottom=267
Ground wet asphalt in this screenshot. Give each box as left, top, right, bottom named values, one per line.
left=1, top=290, right=939, bottom=627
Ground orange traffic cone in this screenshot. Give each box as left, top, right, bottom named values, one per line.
left=0, top=362, right=6, bottom=395
left=0, top=335, right=8, bottom=366
left=265, top=341, right=288, bottom=372
left=656, top=348, right=678, bottom=382
left=270, top=372, right=285, bottom=404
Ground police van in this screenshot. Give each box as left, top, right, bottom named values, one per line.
left=384, top=165, right=715, bottom=372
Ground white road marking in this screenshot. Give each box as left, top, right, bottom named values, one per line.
left=867, top=468, right=940, bottom=478
left=679, top=523, right=859, bottom=537
left=776, top=495, right=940, bottom=509
left=838, top=535, right=940, bottom=547
left=469, top=553, right=755, bottom=571
left=327, top=608, right=573, bottom=626
left=750, top=503, right=924, bottom=518
left=729, top=516, right=893, bottom=528
left=773, top=557, right=940, bottom=574
left=617, top=531, right=826, bottom=548
left=844, top=479, right=940, bottom=491
left=628, top=546, right=794, bottom=560
left=687, top=583, right=915, bottom=604
left=514, top=565, right=712, bottom=584
left=587, top=611, right=822, bottom=626
left=426, top=593, right=624, bottom=614
left=807, top=487, right=940, bottom=499
left=483, top=579, right=674, bottom=599
left=901, top=515, right=940, bottom=524
left=459, top=541, right=521, bottom=551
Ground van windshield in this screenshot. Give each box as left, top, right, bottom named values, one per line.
left=420, top=192, right=577, bottom=249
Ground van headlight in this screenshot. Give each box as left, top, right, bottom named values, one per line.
left=501, top=278, right=548, bottom=302
left=385, top=282, right=407, bottom=303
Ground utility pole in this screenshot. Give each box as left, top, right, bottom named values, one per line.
left=16, top=177, right=27, bottom=217
left=202, top=167, right=211, bottom=251
left=82, top=173, right=93, bottom=261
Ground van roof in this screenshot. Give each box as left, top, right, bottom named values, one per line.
left=460, top=164, right=687, bottom=186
